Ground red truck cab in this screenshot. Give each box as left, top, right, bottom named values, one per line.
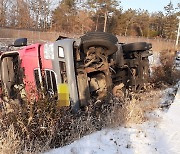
left=0, top=38, right=77, bottom=110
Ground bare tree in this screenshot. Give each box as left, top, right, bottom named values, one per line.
left=27, top=0, right=55, bottom=30
left=0, top=0, right=9, bottom=26
left=15, top=0, right=33, bottom=28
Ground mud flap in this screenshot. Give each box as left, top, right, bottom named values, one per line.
left=57, top=84, right=70, bottom=107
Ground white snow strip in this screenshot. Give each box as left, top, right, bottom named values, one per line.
left=159, top=85, right=180, bottom=154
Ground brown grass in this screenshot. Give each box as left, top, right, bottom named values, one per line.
left=0, top=125, right=21, bottom=154
left=0, top=27, right=178, bottom=51
left=118, top=36, right=177, bottom=51
left=151, top=49, right=180, bottom=86
left=104, top=88, right=163, bottom=129
left=0, top=87, right=164, bottom=154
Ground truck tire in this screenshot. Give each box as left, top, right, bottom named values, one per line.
left=122, top=42, right=152, bottom=53
left=81, top=32, right=118, bottom=55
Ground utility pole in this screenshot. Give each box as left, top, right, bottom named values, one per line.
left=176, top=16, right=180, bottom=48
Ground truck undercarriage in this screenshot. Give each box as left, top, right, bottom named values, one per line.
left=75, top=32, right=152, bottom=108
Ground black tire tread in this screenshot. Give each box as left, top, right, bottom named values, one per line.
left=122, top=42, right=152, bottom=53
left=81, top=32, right=118, bottom=55
left=82, top=32, right=118, bottom=42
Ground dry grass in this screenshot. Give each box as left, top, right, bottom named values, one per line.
left=0, top=88, right=164, bottom=154
left=118, top=36, right=176, bottom=52
left=151, top=49, right=180, bottom=86
left=0, top=27, right=177, bottom=51
left=0, top=125, right=21, bottom=154
left=104, top=88, right=163, bottom=129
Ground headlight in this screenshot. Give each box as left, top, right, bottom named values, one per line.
left=58, top=46, right=64, bottom=58
left=44, top=43, right=54, bottom=60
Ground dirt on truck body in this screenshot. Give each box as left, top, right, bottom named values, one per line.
left=0, top=32, right=152, bottom=112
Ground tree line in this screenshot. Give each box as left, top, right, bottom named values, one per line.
left=0, top=0, right=180, bottom=39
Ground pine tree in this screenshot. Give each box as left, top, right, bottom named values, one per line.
left=163, top=2, right=178, bottom=39
left=52, top=0, right=77, bottom=32
left=87, top=0, right=120, bottom=32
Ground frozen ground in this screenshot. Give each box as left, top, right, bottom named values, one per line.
left=45, top=83, right=180, bottom=154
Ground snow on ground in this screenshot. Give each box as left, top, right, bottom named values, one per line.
left=175, top=59, right=180, bottom=71
left=159, top=84, right=180, bottom=154
left=46, top=84, right=180, bottom=154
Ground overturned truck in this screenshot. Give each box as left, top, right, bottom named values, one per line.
left=0, top=32, right=152, bottom=112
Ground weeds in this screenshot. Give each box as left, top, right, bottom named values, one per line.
left=0, top=125, right=21, bottom=154
left=0, top=88, right=162, bottom=154
left=151, top=49, right=180, bottom=86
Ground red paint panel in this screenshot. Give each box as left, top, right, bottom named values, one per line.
left=18, top=44, right=41, bottom=91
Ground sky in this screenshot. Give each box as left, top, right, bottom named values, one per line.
left=121, top=0, right=179, bottom=13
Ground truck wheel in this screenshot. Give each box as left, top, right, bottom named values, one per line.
left=81, top=32, right=118, bottom=55
left=122, top=42, right=152, bottom=53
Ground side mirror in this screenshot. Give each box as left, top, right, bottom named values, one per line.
left=14, top=38, right=27, bottom=47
